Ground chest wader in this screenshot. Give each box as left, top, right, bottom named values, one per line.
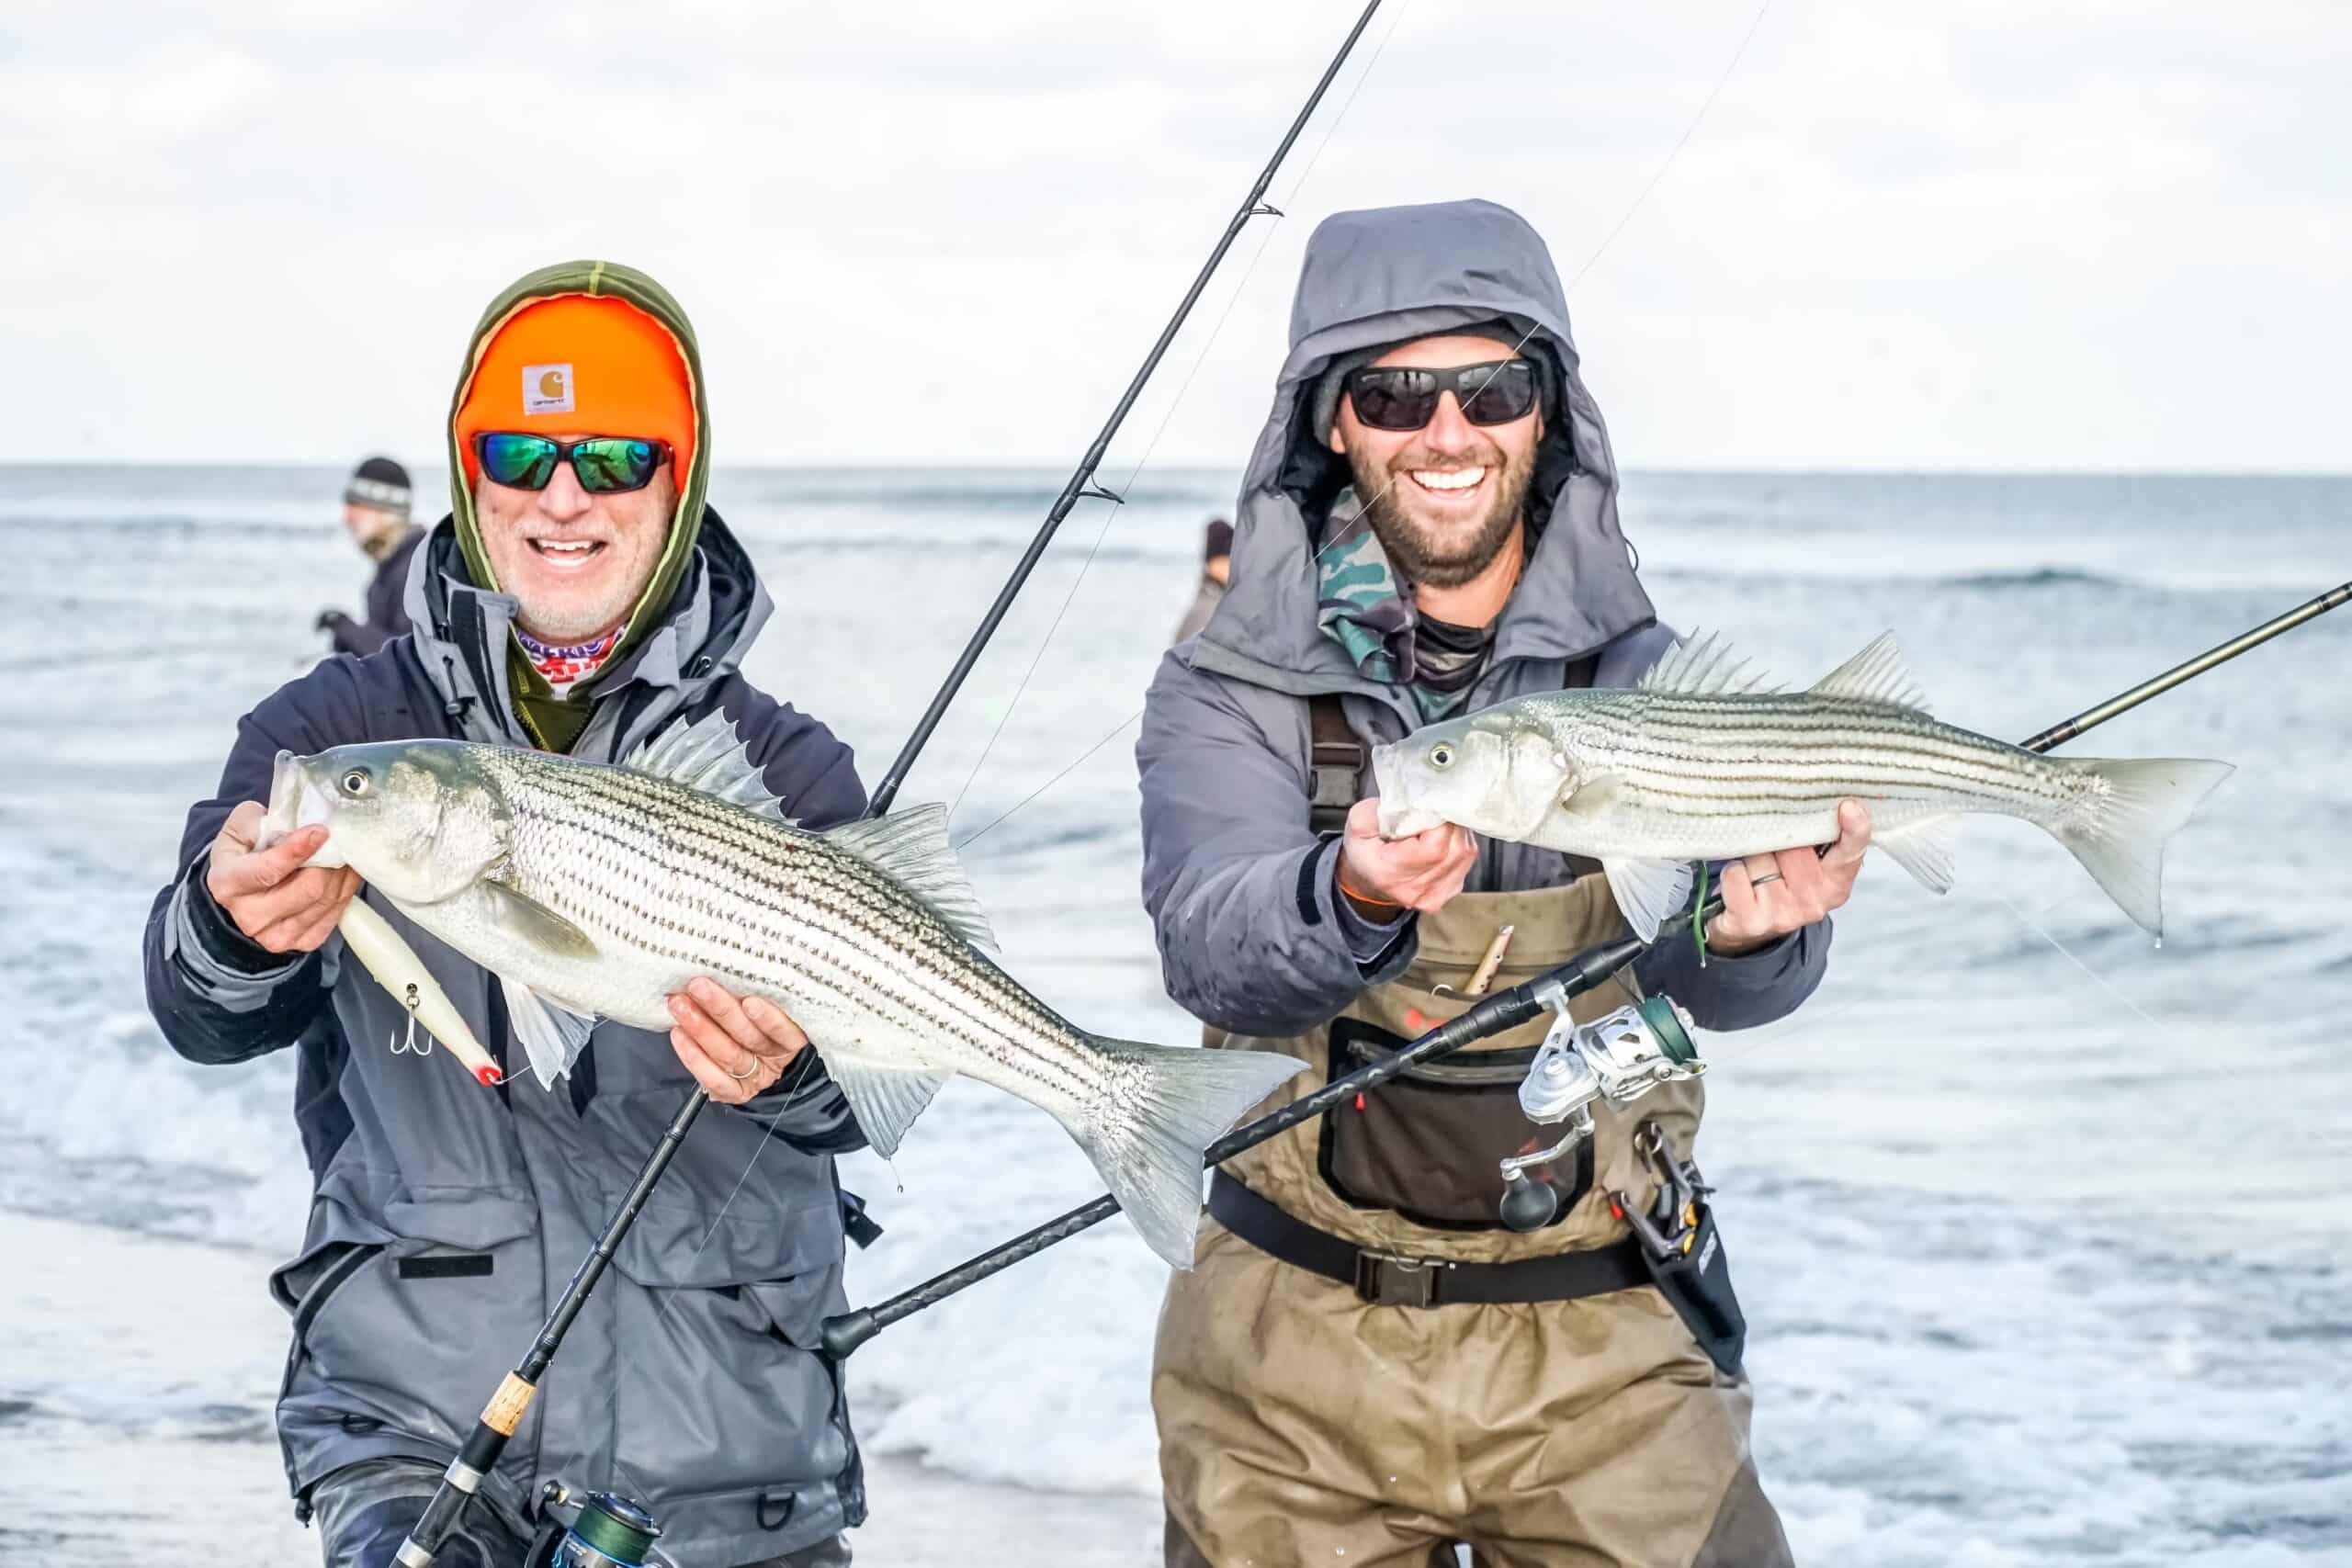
left=1153, top=699, right=1792, bottom=1568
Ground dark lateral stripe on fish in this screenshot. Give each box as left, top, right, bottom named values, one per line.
left=487, top=754, right=1102, bottom=1099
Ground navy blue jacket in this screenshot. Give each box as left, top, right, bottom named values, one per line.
left=139, top=513, right=875, bottom=1560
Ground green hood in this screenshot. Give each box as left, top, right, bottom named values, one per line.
left=444, top=259, right=713, bottom=750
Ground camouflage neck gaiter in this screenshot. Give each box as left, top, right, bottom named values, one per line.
left=1314, top=488, right=1497, bottom=720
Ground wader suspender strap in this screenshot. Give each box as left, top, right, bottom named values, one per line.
left=1306, top=696, right=1363, bottom=835
left=1306, top=654, right=1606, bottom=866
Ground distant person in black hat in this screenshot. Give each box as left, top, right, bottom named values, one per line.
left=315, top=455, right=423, bottom=656
left=1173, top=515, right=1235, bottom=643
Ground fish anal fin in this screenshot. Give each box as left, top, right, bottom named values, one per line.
left=1811, top=631, right=1931, bottom=712
left=825, top=1055, right=951, bottom=1159
left=480, top=881, right=600, bottom=960
left=1874, top=813, right=1960, bottom=894
left=1601, top=856, right=1695, bottom=942
left=500, top=975, right=597, bottom=1089
left=823, top=804, right=1001, bottom=955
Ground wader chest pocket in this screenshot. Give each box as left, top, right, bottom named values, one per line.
left=1318, top=1018, right=1591, bottom=1230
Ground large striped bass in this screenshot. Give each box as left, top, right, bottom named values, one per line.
left=259, top=711, right=1303, bottom=1269
left=1372, top=632, right=2233, bottom=941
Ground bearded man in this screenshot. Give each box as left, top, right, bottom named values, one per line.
left=144, top=263, right=867, bottom=1567
left=1136, top=199, right=1871, bottom=1567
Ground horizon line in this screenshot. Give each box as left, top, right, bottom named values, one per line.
left=3, top=459, right=2350, bottom=482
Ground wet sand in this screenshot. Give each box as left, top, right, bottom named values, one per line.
left=0, top=1208, right=1159, bottom=1565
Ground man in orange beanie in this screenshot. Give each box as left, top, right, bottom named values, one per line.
left=145, top=262, right=871, bottom=1567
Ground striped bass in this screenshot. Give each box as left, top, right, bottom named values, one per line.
left=1372, top=632, right=2233, bottom=942
left=259, top=711, right=1303, bottom=1269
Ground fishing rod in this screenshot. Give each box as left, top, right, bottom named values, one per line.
left=867, top=2, right=1386, bottom=815
left=391, top=10, right=1389, bottom=1563
left=818, top=578, right=2352, bottom=1358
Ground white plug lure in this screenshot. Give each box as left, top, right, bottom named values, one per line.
left=337, top=899, right=504, bottom=1088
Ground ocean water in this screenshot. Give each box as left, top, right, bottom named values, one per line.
left=0, top=465, right=2346, bottom=1564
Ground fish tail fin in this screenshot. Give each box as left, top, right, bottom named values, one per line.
left=1065, top=1039, right=1306, bottom=1270
left=2050, top=757, right=2233, bottom=938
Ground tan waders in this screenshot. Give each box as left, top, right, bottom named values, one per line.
left=1155, top=880, right=1792, bottom=1568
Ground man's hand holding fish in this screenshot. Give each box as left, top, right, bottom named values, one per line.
left=1702, top=798, right=1874, bottom=954
left=203, top=800, right=360, bottom=954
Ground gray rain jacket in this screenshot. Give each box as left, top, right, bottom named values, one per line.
left=1137, top=198, right=1830, bottom=1035
left=142, top=515, right=868, bottom=1563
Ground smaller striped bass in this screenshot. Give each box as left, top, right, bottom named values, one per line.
left=1373, top=632, right=2233, bottom=942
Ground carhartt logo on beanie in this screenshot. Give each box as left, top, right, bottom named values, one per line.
left=454, top=295, right=695, bottom=485
left=523, top=364, right=574, bottom=415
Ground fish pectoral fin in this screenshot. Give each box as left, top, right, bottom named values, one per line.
left=1874, top=812, right=1960, bottom=893
left=821, top=805, right=1001, bottom=956
left=478, top=882, right=600, bottom=961
left=624, top=708, right=789, bottom=820
left=1601, top=856, right=1696, bottom=942
left=822, top=1055, right=951, bottom=1159
left=1810, top=630, right=1931, bottom=713
left=500, top=976, right=597, bottom=1089
left=1554, top=773, right=1627, bottom=819
left=1638, top=631, right=1781, bottom=697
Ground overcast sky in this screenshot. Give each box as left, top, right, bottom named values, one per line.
left=4, top=0, right=2346, bottom=471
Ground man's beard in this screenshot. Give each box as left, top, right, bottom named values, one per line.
left=1346, top=436, right=1538, bottom=590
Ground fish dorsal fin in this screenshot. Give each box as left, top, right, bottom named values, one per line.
left=822, top=804, right=1001, bottom=956
left=1639, top=632, right=1781, bottom=697
left=500, top=974, right=597, bottom=1089
left=624, top=708, right=788, bottom=820
left=1811, top=631, right=1930, bottom=712
left=823, top=1055, right=951, bottom=1159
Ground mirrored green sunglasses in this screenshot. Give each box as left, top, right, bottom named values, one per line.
left=475, top=433, right=672, bottom=494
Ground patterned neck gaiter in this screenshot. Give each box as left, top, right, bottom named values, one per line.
left=513, top=625, right=623, bottom=699
left=1314, top=488, right=1498, bottom=720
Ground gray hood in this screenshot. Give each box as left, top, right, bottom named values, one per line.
left=1196, top=197, right=1655, bottom=699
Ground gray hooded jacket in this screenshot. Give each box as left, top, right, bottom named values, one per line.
left=1137, top=198, right=1829, bottom=1036
left=143, top=514, right=868, bottom=1563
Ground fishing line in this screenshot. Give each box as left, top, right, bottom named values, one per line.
left=955, top=705, right=1147, bottom=852
left=946, top=0, right=1417, bottom=828
left=1989, top=887, right=2176, bottom=1036
left=1563, top=0, right=1774, bottom=293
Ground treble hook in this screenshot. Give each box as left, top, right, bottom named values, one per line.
left=389, top=983, right=435, bottom=1056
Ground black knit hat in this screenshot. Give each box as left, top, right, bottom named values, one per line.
left=1203, top=517, right=1235, bottom=561
left=343, top=455, right=413, bottom=517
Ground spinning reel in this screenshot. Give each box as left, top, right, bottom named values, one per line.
left=1497, top=992, right=1706, bottom=1232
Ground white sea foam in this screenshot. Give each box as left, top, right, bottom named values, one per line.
left=0, top=465, right=2345, bottom=1560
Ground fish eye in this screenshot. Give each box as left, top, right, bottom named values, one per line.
left=341, top=769, right=371, bottom=796
left=1429, top=743, right=1455, bottom=770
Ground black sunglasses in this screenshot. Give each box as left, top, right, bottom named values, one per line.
left=1342, top=359, right=1541, bottom=432
left=476, top=433, right=673, bottom=495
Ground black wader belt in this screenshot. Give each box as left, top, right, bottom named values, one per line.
left=1209, top=1170, right=1648, bottom=1309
